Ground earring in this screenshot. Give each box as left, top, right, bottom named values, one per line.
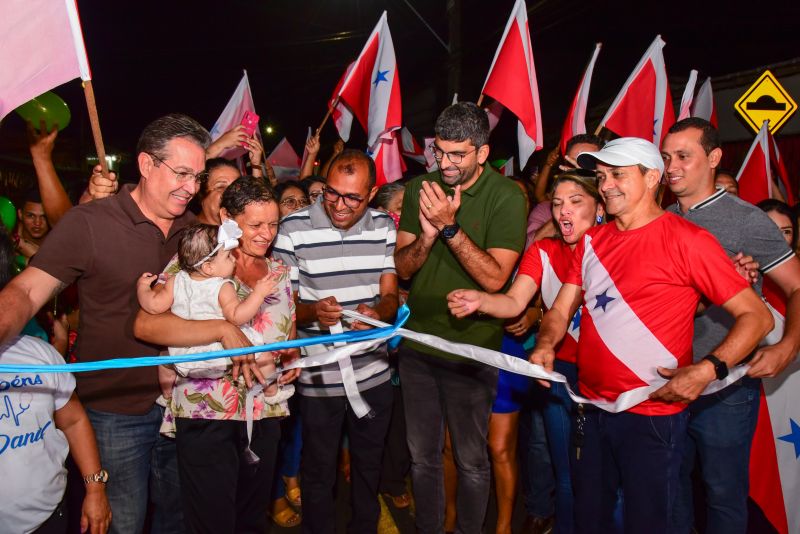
left=596, top=215, right=603, bottom=223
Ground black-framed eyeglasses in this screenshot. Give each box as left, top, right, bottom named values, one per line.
left=428, top=143, right=477, bottom=165
left=280, top=196, right=310, bottom=210
left=148, top=153, right=207, bottom=184
left=322, top=186, right=365, bottom=209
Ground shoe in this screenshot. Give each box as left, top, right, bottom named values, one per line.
left=271, top=502, right=301, bottom=528
left=520, top=514, right=554, bottom=534
left=382, top=492, right=412, bottom=509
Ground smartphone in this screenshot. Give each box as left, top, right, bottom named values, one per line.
left=240, top=111, right=260, bottom=137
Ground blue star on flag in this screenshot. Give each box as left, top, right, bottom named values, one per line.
left=653, top=118, right=658, bottom=137
left=778, top=418, right=800, bottom=459
left=594, top=289, right=616, bottom=312
left=570, top=309, right=581, bottom=331
left=373, top=69, right=390, bottom=87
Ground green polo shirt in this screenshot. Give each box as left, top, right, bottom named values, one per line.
left=398, top=165, right=527, bottom=360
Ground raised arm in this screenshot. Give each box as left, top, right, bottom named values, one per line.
left=299, top=131, right=321, bottom=180
left=28, top=121, right=72, bottom=226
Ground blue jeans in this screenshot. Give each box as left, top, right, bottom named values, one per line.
left=673, top=377, right=760, bottom=534
left=541, top=360, right=577, bottom=534
left=573, top=409, right=689, bottom=534
left=86, top=405, right=183, bottom=534
left=399, top=346, right=498, bottom=534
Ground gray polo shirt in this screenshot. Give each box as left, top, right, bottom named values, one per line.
left=667, top=188, right=794, bottom=360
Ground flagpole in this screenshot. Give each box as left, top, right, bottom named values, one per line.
left=476, top=94, right=484, bottom=107
left=594, top=124, right=603, bottom=135
left=318, top=97, right=338, bottom=133
left=82, top=80, right=110, bottom=178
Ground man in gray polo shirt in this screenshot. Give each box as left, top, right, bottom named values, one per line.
left=663, top=117, right=800, bottom=533
left=273, top=149, right=398, bottom=532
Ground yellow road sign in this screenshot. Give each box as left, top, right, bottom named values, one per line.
left=735, top=70, right=797, bottom=134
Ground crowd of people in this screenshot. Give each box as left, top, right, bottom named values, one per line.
left=0, top=99, right=799, bottom=534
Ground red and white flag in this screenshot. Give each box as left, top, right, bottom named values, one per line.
left=481, top=0, right=543, bottom=168
left=267, top=137, right=302, bottom=181
left=501, top=157, right=515, bottom=177
left=692, top=77, right=718, bottom=128
left=329, top=62, right=356, bottom=142
left=677, top=70, right=698, bottom=121
left=334, top=11, right=402, bottom=150
left=599, top=35, right=675, bottom=146
left=209, top=70, right=259, bottom=159
left=484, top=100, right=505, bottom=134
left=749, top=293, right=800, bottom=534
left=768, top=133, right=795, bottom=205
left=423, top=136, right=437, bottom=172
left=736, top=121, right=773, bottom=204
left=560, top=43, right=602, bottom=155
left=370, top=130, right=406, bottom=185
left=400, top=127, right=426, bottom=166
left=0, top=0, right=91, bottom=120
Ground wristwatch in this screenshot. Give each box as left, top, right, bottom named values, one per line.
left=440, top=223, right=460, bottom=240
left=702, top=354, right=729, bottom=380
left=83, top=468, right=109, bottom=485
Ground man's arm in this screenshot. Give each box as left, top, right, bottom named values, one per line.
left=651, top=287, right=773, bottom=403
left=299, top=132, right=321, bottom=180
left=0, top=267, right=64, bottom=344
left=352, top=273, right=399, bottom=329
left=394, top=228, right=437, bottom=280
left=28, top=121, right=72, bottom=226
left=748, top=256, right=800, bottom=377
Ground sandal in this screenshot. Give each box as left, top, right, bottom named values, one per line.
left=383, top=492, right=412, bottom=509
left=271, top=503, right=301, bottom=528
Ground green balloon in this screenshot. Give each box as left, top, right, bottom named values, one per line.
left=14, top=91, right=71, bottom=132
left=14, top=255, right=27, bottom=274
left=0, top=197, right=16, bottom=232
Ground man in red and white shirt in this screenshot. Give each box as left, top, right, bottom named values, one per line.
left=530, top=137, right=773, bottom=534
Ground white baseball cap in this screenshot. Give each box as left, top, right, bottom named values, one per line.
left=577, top=137, right=665, bottom=174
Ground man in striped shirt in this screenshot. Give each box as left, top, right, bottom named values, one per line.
left=273, top=149, right=398, bottom=532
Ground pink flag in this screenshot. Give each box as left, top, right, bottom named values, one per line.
left=484, top=100, right=504, bottom=134
left=209, top=71, right=259, bottom=159
left=600, top=35, right=675, bottom=146
left=0, top=0, right=91, bottom=120
left=560, top=43, right=602, bottom=155
left=736, top=120, right=772, bottom=204
left=267, top=137, right=301, bottom=181
left=400, top=127, right=426, bottom=165
left=692, top=77, right=718, bottom=128
left=481, top=0, right=543, bottom=168
left=677, top=70, right=698, bottom=121
left=370, top=130, right=406, bottom=186
left=335, top=11, right=402, bottom=150
left=423, top=136, right=437, bottom=173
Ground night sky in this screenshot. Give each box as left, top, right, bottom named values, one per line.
left=5, top=0, right=800, bottom=176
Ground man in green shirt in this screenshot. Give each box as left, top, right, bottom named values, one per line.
left=395, top=101, right=527, bottom=532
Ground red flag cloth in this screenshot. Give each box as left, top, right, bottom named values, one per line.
left=329, top=62, right=355, bottom=142
left=335, top=11, right=402, bottom=150
left=768, top=132, right=795, bottom=205
left=736, top=121, right=773, bottom=204
left=600, top=36, right=674, bottom=146
left=692, top=77, right=718, bottom=128
left=370, top=130, right=406, bottom=186
left=481, top=0, right=542, bottom=168
left=0, top=0, right=91, bottom=119
left=560, top=43, right=602, bottom=155
left=400, top=127, right=426, bottom=166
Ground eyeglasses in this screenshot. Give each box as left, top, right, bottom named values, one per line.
left=148, top=153, right=207, bottom=184
left=322, top=186, right=365, bottom=209
left=428, top=143, right=477, bottom=165
left=280, top=196, right=309, bottom=210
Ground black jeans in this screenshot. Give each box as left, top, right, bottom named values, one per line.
left=398, top=346, right=498, bottom=534
left=379, top=384, right=411, bottom=496
left=175, top=417, right=280, bottom=534
left=299, top=381, right=393, bottom=534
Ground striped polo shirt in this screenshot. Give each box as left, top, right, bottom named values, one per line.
left=273, top=201, right=397, bottom=397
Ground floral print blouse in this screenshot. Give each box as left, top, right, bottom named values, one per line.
left=160, top=256, right=295, bottom=432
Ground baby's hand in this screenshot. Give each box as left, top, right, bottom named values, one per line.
left=138, top=273, right=158, bottom=290
left=253, top=274, right=279, bottom=298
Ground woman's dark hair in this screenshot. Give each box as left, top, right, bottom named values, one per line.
left=275, top=180, right=307, bottom=201
left=0, top=227, right=14, bottom=290
left=371, top=183, right=405, bottom=211
left=197, top=158, right=240, bottom=201
left=220, top=175, right=278, bottom=218
left=301, top=176, right=326, bottom=196
left=757, top=198, right=798, bottom=250
left=177, top=223, right=219, bottom=273
left=550, top=170, right=603, bottom=205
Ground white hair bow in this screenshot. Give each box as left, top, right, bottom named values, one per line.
left=192, top=219, right=243, bottom=267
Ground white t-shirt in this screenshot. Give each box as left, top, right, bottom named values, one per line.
left=0, top=335, right=75, bottom=533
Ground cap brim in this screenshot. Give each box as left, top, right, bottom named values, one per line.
left=577, top=151, right=641, bottom=171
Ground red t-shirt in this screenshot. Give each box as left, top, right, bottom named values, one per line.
left=565, top=212, right=749, bottom=415
left=518, top=238, right=579, bottom=364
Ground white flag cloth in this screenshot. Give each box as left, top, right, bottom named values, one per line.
left=209, top=71, right=259, bottom=159
left=678, top=69, right=698, bottom=121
